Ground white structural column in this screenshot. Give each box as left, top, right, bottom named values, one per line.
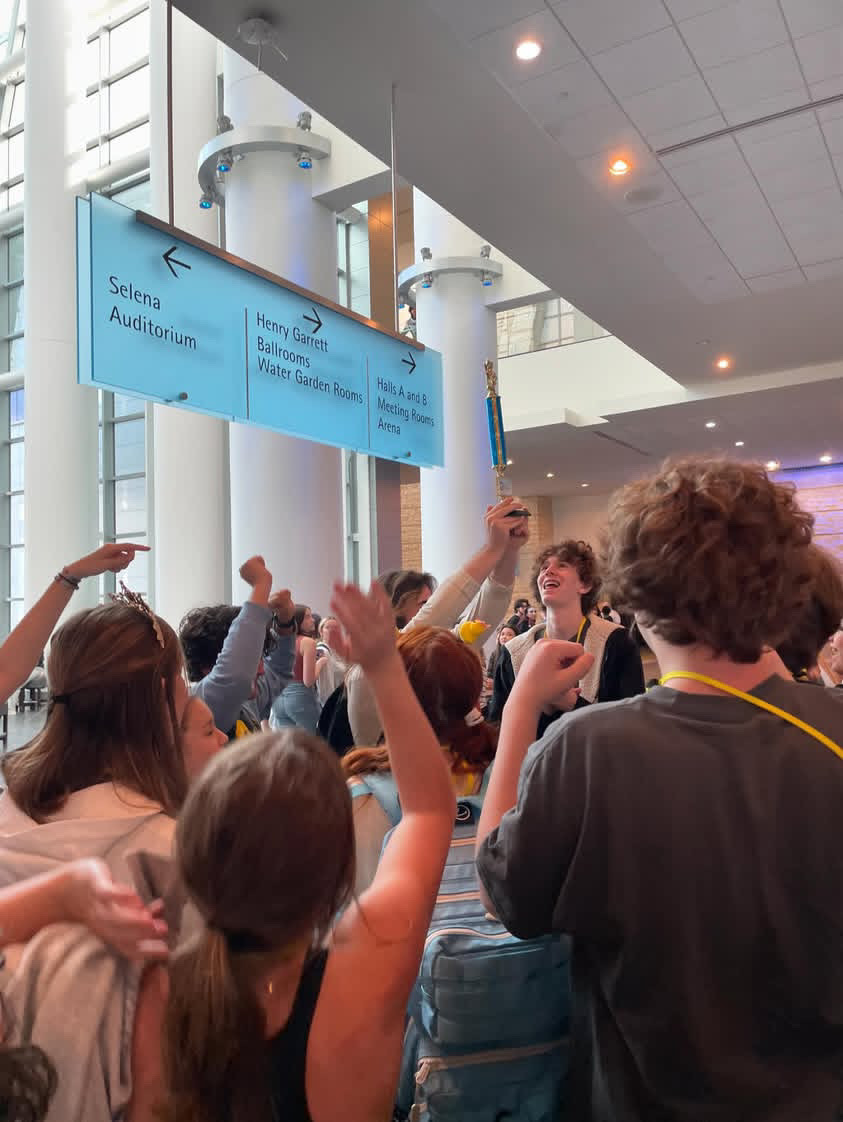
left=148, top=2, right=229, bottom=627
left=24, top=1, right=100, bottom=610
left=413, top=191, right=498, bottom=581
left=223, top=49, right=343, bottom=609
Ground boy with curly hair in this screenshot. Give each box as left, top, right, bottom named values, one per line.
left=477, top=457, right=843, bottom=1122
left=488, top=539, right=644, bottom=736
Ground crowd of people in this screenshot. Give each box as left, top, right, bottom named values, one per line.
left=0, top=457, right=841, bottom=1121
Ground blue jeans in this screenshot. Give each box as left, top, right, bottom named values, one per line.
left=271, top=682, right=321, bottom=733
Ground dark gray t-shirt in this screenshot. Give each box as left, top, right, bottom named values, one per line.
left=477, top=679, right=843, bottom=1122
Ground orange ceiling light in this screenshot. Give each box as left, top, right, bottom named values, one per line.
left=715, top=356, right=732, bottom=370
left=609, top=157, right=631, bottom=177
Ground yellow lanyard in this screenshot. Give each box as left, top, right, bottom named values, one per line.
left=575, top=617, right=587, bottom=644
left=659, top=671, right=843, bottom=762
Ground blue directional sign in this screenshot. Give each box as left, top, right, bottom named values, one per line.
left=76, top=192, right=444, bottom=467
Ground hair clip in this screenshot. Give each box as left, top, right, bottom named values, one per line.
left=110, top=581, right=165, bottom=649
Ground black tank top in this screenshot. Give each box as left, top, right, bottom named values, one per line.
left=268, top=950, right=328, bottom=1122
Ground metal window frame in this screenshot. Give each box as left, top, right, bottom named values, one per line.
left=100, top=392, right=148, bottom=597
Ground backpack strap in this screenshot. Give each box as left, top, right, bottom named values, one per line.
left=348, top=772, right=402, bottom=827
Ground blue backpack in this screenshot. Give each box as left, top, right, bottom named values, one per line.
left=349, top=773, right=572, bottom=1122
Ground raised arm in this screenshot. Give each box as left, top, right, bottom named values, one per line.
left=0, top=543, right=147, bottom=704
left=194, top=556, right=272, bottom=733
left=330, top=582, right=455, bottom=936
left=476, top=639, right=593, bottom=912
left=410, top=498, right=529, bottom=643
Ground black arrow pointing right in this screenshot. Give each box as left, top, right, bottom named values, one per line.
left=162, top=245, right=191, bottom=278
left=402, top=351, right=417, bottom=375
left=303, top=305, right=323, bottom=334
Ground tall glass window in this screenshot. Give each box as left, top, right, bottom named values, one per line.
left=0, top=229, right=23, bottom=373
left=99, top=391, right=148, bottom=599
left=0, top=386, right=24, bottom=635
left=496, top=298, right=611, bottom=359
left=86, top=4, right=151, bottom=172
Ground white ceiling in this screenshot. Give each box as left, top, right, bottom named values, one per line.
left=174, top=0, right=843, bottom=384
left=174, top=0, right=843, bottom=489
left=505, top=374, right=843, bottom=496
left=433, top=0, right=843, bottom=308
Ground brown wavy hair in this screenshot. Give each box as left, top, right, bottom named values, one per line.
left=530, top=541, right=600, bottom=614
left=777, top=545, right=843, bottom=676
left=376, top=570, right=437, bottom=628
left=0, top=1044, right=57, bottom=1122
left=161, top=731, right=355, bottom=1122
left=602, top=457, right=815, bottom=662
left=343, top=626, right=497, bottom=779
left=4, top=603, right=187, bottom=821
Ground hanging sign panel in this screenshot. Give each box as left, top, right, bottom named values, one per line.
left=76, top=193, right=444, bottom=467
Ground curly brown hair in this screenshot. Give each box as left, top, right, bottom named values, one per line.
left=530, top=541, right=600, bottom=615
left=777, top=546, right=843, bottom=676
left=602, top=457, right=815, bottom=662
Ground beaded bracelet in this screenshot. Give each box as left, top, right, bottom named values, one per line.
left=55, top=569, right=81, bottom=592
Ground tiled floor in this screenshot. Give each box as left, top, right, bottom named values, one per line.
left=3, top=705, right=47, bottom=755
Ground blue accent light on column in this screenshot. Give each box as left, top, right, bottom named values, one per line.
left=199, top=194, right=213, bottom=209
left=216, top=154, right=232, bottom=173
left=296, top=149, right=313, bottom=169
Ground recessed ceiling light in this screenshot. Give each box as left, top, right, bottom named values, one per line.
left=705, top=420, right=717, bottom=429
left=716, top=357, right=732, bottom=370
left=581, top=482, right=589, bottom=488
left=820, top=454, right=833, bottom=464
left=546, top=472, right=555, bottom=478
left=515, top=39, right=541, bottom=61
left=766, top=460, right=780, bottom=472
left=735, top=440, right=745, bottom=447
left=507, top=459, right=513, bottom=465
left=609, top=157, right=631, bottom=177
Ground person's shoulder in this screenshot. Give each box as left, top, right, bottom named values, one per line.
left=529, top=692, right=653, bottom=762
left=505, top=623, right=544, bottom=653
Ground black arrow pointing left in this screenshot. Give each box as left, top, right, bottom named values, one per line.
left=402, top=351, right=417, bottom=375
left=303, top=305, right=323, bottom=334
left=163, top=245, right=191, bottom=278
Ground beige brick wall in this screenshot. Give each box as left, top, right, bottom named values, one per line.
left=399, top=466, right=422, bottom=571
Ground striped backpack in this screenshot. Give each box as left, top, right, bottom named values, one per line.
left=350, top=774, right=571, bottom=1122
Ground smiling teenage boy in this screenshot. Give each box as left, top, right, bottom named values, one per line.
left=488, top=539, right=644, bottom=736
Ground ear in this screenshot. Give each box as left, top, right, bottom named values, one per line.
left=577, top=580, right=593, bottom=597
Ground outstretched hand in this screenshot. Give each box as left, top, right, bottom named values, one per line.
left=67, top=858, right=169, bottom=962
left=485, top=497, right=529, bottom=555
left=511, top=639, right=594, bottom=716
left=329, top=581, right=398, bottom=675
left=64, top=543, right=149, bottom=581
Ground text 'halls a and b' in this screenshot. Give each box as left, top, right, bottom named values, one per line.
left=376, top=375, right=436, bottom=434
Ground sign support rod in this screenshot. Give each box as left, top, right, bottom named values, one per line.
left=390, top=82, right=400, bottom=333
left=166, top=0, right=175, bottom=227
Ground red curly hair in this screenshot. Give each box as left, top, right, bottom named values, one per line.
left=343, top=626, right=497, bottom=778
